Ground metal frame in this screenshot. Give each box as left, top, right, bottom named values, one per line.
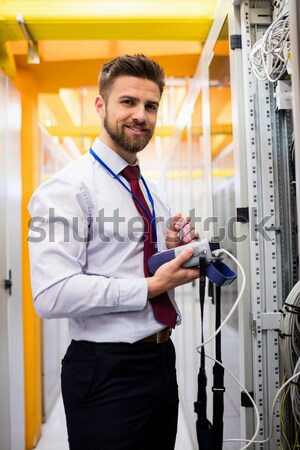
left=240, top=1, right=282, bottom=448
left=290, top=0, right=300, bottom=279
left=274, top=109, right=296, bottom=302
left=228, top=3, right=255, bottom=443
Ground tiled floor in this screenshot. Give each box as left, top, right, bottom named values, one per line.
left=35, top=396, right=68, bottom=450
left=35, top=394, right=193, bottom=450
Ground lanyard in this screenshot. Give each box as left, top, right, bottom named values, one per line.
left=89, top=148, right=158, bottom=250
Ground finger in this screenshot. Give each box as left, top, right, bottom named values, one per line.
left=174, top=216, right=191, bottom=232
left=172, top=248, right=194, bottom=267
left=180, top=226, right=199, bottom=242
left=177, top=223, right=198, bottom=242
left=175, top=217, right=191, bottom=241
left=185, top=267, right=201, bottom=280
left=168, top=213, right=182, bottom=232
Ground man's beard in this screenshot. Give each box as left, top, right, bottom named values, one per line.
left=103, top=116, right=153, bottom=154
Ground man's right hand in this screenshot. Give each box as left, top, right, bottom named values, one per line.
left=147, top=248, right=199, bottom=299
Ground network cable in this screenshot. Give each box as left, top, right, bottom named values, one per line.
left=280, top=281, right=300, bottom=379
left=290, top=358, right=300, bottom=427
left=196, top=248, right=246, bottom=351
left=205, top=349, right=300, bottom=448
left=223, top=369, right=300, bottom=447
left=196, top=249, right=300, bottom=448
left=205, top=355, right=260, bottom=450
left=249, top=13, right=290, bottom=82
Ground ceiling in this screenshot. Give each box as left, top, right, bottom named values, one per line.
left=0, top=0, right=218, bottom=84
left=0, top=1, right=233, bottom=163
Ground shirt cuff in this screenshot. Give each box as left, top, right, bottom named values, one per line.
left=116, top=278, right=148, bottom=312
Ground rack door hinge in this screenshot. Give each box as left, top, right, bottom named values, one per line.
left=4, top=270, right=12, bottom=296
left=261, top=312, right=281, bottom=331
left=230, top=34, right=242, bottom=50
left=241, top=391, right=254, bottom=407
left=236, top=207, right=249, bottom=223
left=249, top=312, right=257, bottom=335
left=249, top=311, right=281, bottom=335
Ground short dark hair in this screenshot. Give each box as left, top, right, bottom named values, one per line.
left=99, top=54, right=165, bottom=99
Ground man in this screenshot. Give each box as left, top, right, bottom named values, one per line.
left=28, top=54, right=199, bottom=450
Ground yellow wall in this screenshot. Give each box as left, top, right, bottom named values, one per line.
left=14, top=68, right=42, bottom=450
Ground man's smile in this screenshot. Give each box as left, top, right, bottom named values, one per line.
left=124, top=124, right=150, bottom=136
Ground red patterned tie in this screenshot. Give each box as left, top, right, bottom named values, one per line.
left=121, top=165, right=177, bottom=329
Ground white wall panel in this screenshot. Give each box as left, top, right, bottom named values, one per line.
left=0, top=72, right=25, bottom=450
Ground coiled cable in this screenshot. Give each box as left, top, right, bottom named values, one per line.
left=249, top=13, right=290, bottom=82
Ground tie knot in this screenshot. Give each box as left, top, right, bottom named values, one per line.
left=121, top=165, right=140, bottom=181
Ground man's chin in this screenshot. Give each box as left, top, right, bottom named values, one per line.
left=122, top=137, right=151, bottom=154
left=123, top=145, right=145, bottom=154
left=105, top=127, right=152, bottom=153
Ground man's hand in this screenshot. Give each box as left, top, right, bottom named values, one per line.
left=166, top=213, right=199, bottom=249
left=147, top=248, right=199, bottom=298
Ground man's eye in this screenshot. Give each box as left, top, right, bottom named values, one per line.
left=122, top=99, right=134, bottom=106
left=146, top=104, right=158, bottom=111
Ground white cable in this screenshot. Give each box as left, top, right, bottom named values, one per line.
left=290, top=358, right=300, bottom=426
left=196, top=252, right=300, bottom=447
left=262, top=15, right=290, bottom=82
left=279, top=282, right=300, bottom=440
left=205, top=355, right=260, bottom=450
left=249, top=13, right=290, bottom=82
left=279, top=280, right=300, bottom=380
left=224, top=370, right=300, bottom=446
left=196, top=249, right=246, bottom=351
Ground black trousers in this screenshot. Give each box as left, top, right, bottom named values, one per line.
left=61, top=338, right=179, bottom=450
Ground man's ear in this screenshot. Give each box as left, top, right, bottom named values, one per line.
left=95, top=95, right=106, bottom=118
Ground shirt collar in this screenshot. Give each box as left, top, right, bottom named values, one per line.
left=90, top=138, right=139, bottom=177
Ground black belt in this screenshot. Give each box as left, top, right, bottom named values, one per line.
left=138, top=328, right=171, bottom=343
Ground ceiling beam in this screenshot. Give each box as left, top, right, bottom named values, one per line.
left=0, top=1, right=216, bottom=44
left=15, top=54, right=200, bottom=91
left=39, top=94, right=74, bottom=126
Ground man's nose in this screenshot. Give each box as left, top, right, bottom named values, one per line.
left=131, top=105, right=147, bottom=123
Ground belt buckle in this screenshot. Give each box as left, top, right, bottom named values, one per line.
left=156, top=328, right=168, bottom=344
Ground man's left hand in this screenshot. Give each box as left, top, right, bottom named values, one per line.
left=165, top=213, right=199, bottom=249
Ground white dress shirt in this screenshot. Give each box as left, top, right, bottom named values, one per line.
left=28, top=138, right=181, bottom=343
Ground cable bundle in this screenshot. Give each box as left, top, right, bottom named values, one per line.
left=291, top=358, right=300, bottom=426
left=280, top=280, right=300, bottom=379
left=280, top=280, right=300, bottom=443
left=249, top=13, right=290, bottom=82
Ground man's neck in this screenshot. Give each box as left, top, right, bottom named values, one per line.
left=99, top=135, right=137, bottom=165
